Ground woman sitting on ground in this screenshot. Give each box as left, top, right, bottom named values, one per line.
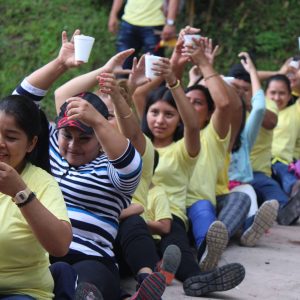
left=0, top=95, right=71, bottom=299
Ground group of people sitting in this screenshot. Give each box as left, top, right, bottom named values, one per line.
left=1, top=25, right=299, bottom=300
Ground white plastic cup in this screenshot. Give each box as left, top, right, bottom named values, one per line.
left=145, top=54, right=162, bottom=79
left=183, top=34, right=201, bottom=47
left=289, top=60, right=299, bottom=69
left=74, top=35, right=95, bottom=63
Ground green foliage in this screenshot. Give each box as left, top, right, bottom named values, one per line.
left=193, top=0, right=300, bottom=72
left=0, top=0, right=116, bottom=119
left=1, top=0, right=300, bottom=118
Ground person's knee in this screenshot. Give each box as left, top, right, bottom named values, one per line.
left=188, top=200, right=215, bottom=219
left=119, top=215, right=149, bottom=243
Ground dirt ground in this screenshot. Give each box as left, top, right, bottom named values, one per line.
left=121, top=221, right=300, bottom=300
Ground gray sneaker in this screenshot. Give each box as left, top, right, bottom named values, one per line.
left=240, top=200, right=279, bottom=247
left=158, top=244, right=181, bottom=285
left=199, top=220, right=228, bottom=272
left=183, top=263, right=245, bottom=296
left=277, top=190, right=300, bottom=225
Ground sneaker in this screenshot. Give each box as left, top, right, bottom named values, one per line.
left=157, top=244, right=181, bottom=285
left=183, top=263, right=245, bottom=296
left=75, top=282, right=103, bottom=300
left=131, top=272, right=166, bottom=300
left=240, top=200, right=279, bottom=247
left=277, top=190, right=300, bottom=225
left=199, top=220, right=228, bottom=272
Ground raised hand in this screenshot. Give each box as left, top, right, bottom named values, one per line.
left=238, top=52, right=256, bottom=73
left=65, top=97, right=102, bottom=128
left=57, top=30, right=84, bottom=68
left=185, top=38, right=209, bottom=67
left=128, top=55, right=150, bottom=93
left=102, top=49, right=135, bottom=75
left=97, top=73, right=123, bottom=101
left=202, top=37, right=219, bottom=66
left=171, top=26, right=201, bottom=67
left=151, top=57, right=177, bottom=86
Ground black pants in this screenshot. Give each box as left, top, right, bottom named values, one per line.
left=51, top=254, right=120, bottom=300
left=158, top=215, right=201, bottom=282
left=50, top=262, right=77, bottom=300
left=115, top=215, right=160, bottom=276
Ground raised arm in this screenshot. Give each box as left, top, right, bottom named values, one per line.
left=239, top=52, right=266, bottom=150
left=257, top=57, right=292, bottom=81
left=188, top=37, right=231, bottom=139
left=152, top=57, right=200, bottom=157
left=54, top=48, right=134, bottom=113
left=25, top=30, right=83, bottom=90
left=170, top=26, right=200, bottom=80
left=239, top=52, right=261, bottom=95
left=65, top=97, right=129, bottom=160
left=97, top=72, right=147, bottom=155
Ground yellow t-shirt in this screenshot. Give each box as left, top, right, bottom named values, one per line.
left=250, top=98, right=278, bottom=176
left=123, top=0, right=165, bottom=26
left=132, top=136, right=154, bottom=211
left=146, top=185, right=172, bottom=240
left=293, top=98, right=300, bottom=160
left=187, top=123, right=230, bottom=207
left=0, top=163, right=69, bottom=300
left=216, top=152, right=231, bottom=196
left=272, top=101, right=300, bottom=164
left=152, top=139, right=199, bottom=226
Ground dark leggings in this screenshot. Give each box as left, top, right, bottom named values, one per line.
left=50, top=262, right=77, bottom=300
left=158, top=215, right=201, bottom=282
left=115, top=215, right=160, bottom=276
left=51, top=255, right=120, bottom=300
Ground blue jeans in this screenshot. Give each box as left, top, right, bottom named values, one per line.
left=116, top=20, right=164, bottom=70
left=251, top=171, right=289, bottom=208
left=187, top=200, right=216, bottom=249
left=0, top=296, right=35, bottom=300
left=272, top=162, right=297, bottom=196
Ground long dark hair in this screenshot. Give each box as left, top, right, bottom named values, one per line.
left=0, top=95, right=50, bottom=172
left=141, top=86, right=184, bottom=142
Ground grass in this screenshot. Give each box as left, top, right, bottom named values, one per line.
left=1, top=0, right=300, bottom=119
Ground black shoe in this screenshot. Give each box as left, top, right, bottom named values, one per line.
left=277, top=190, right=300, bottom=225
left=183, top=263, right=245, bottom=296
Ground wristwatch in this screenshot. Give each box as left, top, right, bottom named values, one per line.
left=166, top=19, right=175, bottom=26
left=13, top=187, right=33, bottom=206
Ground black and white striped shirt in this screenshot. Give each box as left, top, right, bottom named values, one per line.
left=15, top=79, right=142, bottom=260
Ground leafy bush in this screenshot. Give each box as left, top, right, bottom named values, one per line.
left=1, top=0, right=300, bottom=118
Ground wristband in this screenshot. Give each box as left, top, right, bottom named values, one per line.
left=167, top=79, right=181, bottom=90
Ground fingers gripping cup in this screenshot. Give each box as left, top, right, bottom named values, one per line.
left=183, top=34, right=201, bottom=47
left=145, top=54, right=162, bottom=79
left=74, top=35, right=95, bottom=63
